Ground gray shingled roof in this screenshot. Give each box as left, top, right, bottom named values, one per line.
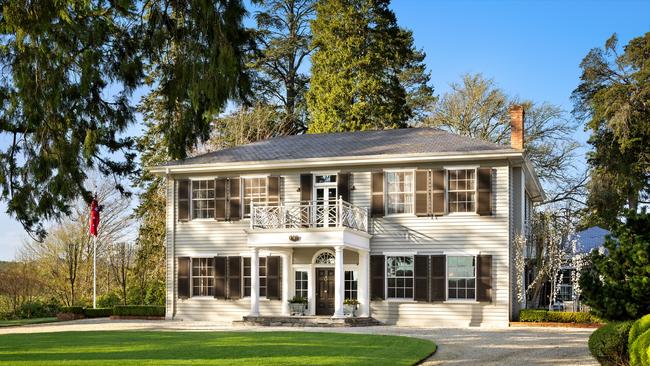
left=163, top=128, right=515, bottom=166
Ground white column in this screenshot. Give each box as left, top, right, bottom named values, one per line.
left=281, top=253, right=290, bottom=315
left=249, top=248, right=260, bottom=316
left=333, top=246, right=345, bottom=318
left=357, top=249, right=370, bottom=317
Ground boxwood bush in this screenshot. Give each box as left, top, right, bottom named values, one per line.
left=588, top=321, right=633, bottom=366
left=629, top=314, right=650, bottom=366
left=83, top=308, right=112, bottom=318
left=629, top=314, right=650, bottom=345
left=112, top=305, right=165, bottom=317
left=59, top=306, right=84, bottom=315
left=519, top=309, right=598, bottom=324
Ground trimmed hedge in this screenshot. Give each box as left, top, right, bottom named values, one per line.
left=589, top=321, right=633, bottom=366
left=112, top=305, right=165, bottom=317
left=59, top=306, right=84, bottom=315
left=83, top=308, right=112, bottom=318
left=520, top=309, right=599, bottom=324
left=629, top=328, right=650, bottom=366
left=629, top=314, right=650, bottom=345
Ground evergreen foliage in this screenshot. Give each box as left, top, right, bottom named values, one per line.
left=579, top=210, right=650, bottom=321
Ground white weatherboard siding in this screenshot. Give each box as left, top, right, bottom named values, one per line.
left=166, top=162, right=516, bottom=326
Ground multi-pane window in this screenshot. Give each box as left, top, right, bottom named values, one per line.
left=243, top=177, right=267, bottom=217
left=295, top=271, right=308, bottom=299
left=448, top=169, right=476, bottom=213
left=243, top=257, right=267, bottom=297
left=447, top=256, right=476, bottom=300
left=191, top=258, right=214, bottom=296
left=558, top=269, right=573, bottom=301
left=191, top=180, right=215, bottom=219
left=386, top=171, right=414, bottom=214
left=386, top=256, right=414, bottom=299
left=345, top=271, right=358, bottom=300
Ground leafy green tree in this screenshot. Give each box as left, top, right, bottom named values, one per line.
left=250, top=0, right=316, bottom=133
left=0, top=1, right=142, bottom=240
left=579, top=209, right=650, bottom=321
left=425, top=74, right=583, bottom=205
left=306, top=0, right=433, bottom=133
left=572, top=33, right=650, bottom=227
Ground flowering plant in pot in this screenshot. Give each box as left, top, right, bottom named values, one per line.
left=343, top=299, right=359, bottom=317
left=288, top=296, right=307, bottom=316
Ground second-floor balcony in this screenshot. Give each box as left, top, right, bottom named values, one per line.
left=250, top=198, right=369, bottom=233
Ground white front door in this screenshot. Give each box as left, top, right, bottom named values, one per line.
left=314, top=174, right=337, bottom=227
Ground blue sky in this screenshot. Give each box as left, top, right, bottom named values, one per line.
left=0, top=0, right=648, bottom=260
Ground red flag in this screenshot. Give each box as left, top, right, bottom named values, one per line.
left=90, top=197, right=100, bottom=236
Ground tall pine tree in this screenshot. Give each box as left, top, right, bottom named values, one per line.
left=306, top=0, right=433, bottom=133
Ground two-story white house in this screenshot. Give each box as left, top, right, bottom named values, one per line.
left=151, top=106, right=543, bottom=327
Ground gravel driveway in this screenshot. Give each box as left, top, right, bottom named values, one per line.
left=0, top=319, right=596, bottom=365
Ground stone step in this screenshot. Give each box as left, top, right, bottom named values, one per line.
left=234, top=316, right=383, bottom=327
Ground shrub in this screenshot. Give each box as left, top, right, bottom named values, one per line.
left=629, top=314, right=650, bottom=345
left=97, top=292, right=122, bottom=308
left=547, top=311, right=597, bottom=324
left=112, top=305, right=165, bottom=317
left=59, top=306, right=84, bottom=315
left=629, top=328, right=650, bottom=366
left=520, top=309, right=548, bottom=322
left=83, top=308, right=112, bottom=318
left=588, top=321, right=633, bottom=366
left=16, top=301, right=59, bottom=319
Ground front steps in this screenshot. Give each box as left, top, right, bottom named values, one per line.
left=234, top=316, right=383, bottom=327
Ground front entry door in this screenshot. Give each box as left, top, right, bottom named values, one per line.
left=316, top=268, right=335, bottom=315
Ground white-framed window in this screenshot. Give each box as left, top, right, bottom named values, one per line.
left=558, top=269, right=573, bottom=301
left=448, top=169, right=476, bottom=213
left=386, top=256, right=414, bottom=299
left=243, top=257, right=267, bottom=297
left=295, top=271, right=308, bottom=299
left=314, top=251, right=335, bottom=265
left=345, top=271, right=358, bottom=300
left=242, top=177, right=267, bottom=217
left=191, top=180, right=215, bottom=219
left=191, top=258, right=215, bottom=297
left=385, top=171, right=414, bottom=214
left=447, top=256, right=476, bottom=300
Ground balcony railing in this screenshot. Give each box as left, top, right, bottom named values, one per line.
left=250, top=198, right=369, bottom=232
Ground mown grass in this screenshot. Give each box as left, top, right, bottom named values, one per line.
left=0, top=330, right=436, bottom=365
left=0, top=317, right=58, bottom=328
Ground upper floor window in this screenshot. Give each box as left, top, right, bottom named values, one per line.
left=243, top=177, right=267, bottom=217
left=447, top=256, right=475, bottom=300
left=448, top=169, right=476, bottom=213
left=386, top=256, right=414, bottom=299
left=191, top=258, right=215, bottom=296
left=386, top=171, right=414, bottom=214
left=192, top=180, right=215, bottom=219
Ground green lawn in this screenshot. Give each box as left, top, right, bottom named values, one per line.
left=0, top=317, right=58, bottom=328
left=0, top=331, right=436, bottom=365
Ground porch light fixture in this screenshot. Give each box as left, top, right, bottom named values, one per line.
left=289, top=235, right=301, bottom=242
left=351, top=185, right=356, bottom=191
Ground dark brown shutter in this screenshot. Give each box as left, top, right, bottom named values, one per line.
left=477, top=168, right=493, bottom=216
left=477, top=255, right=493, bottom=302
left=228, top=177, right=241, bottom=220
left=414, top=255, right=430, bottom=301
left=177, top=257, right=190, bottom=299
left=431, top=170, right=446, bottom=216
left=214, top=256, right=226, bottom=299
left=267, top=176, right=280, bottom=205
left=227, top=256, right=241, bottom=299
left=178, top=180, right=190, bottom=222
left=370, top=255, right=385, bottom=300
left=214, top=178, right=227, bottom=221
left=430, top=255, right=446, bottom=301
left=371, top=172, right=384, bottom=217
left=415, top=170, right=430, bottom=217
left=266, top=256, right=281, bottom=300
left=337, top=173, right=350, bottom=202
left=300, top=174, right=313, bottom=203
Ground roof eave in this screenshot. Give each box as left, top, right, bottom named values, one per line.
left=148, top=149, right=522, bottom=175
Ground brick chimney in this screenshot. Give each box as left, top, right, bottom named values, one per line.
left=509, top=105, right=525, bottom=150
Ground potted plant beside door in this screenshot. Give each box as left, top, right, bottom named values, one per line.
left=288, top=296, right=307, bottom=316
left=343, top=299, right=359, bottom=317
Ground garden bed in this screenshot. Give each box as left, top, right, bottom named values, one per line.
left=510, top=321, right=601, bottom=328
left=109, top=315, right=165, bottom=320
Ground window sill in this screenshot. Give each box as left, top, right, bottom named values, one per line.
left=383, top=298, right=416, bottom=303
left=446, top=212, right=479, bottom=216
left=443, top=300, right=479, bottom=304
left=383, top=213, right=416, bottom=218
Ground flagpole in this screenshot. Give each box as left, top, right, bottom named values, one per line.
left=93, top=234, right=97, bottom=309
